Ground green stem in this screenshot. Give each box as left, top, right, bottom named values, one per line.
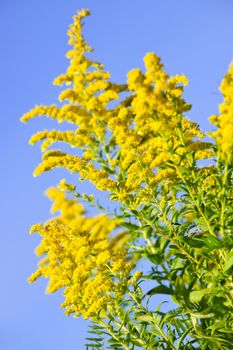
left=98, top=319, right=130, bottom=350
left=220, top=162, right=229, bottom=238
left=176, top=128, right=216, bottom=237
left=138, top=210, right=200, bottom=268
left=108, top=309, right=144, bottom=346
left=176, top=166, right=216, bottom=237
left=128, top=292, right=177, bottom=350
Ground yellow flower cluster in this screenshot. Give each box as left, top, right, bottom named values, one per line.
left=29, top=187, right=134, bottom=319
left=29, top=130, right=83, bottom=151
left=107, top=53, right=211, bottom=200
left=21, top=9, right=212, bottom=203
left=209, top=63, right=233, bottom=161
left=20, top=9, right=126, bottom=193
left=33, top=150, right=117, bottom=191
left=20, top=104, right=90, bottom=125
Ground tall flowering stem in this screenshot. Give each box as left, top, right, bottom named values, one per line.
left=21, top=9, right=233, bottom=349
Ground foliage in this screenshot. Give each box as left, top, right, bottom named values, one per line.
left=21, top=9, right=233, bottom=349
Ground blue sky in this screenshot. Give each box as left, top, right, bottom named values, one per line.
left=1, top=1, right=233, bottom=349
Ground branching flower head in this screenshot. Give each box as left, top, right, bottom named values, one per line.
left=21, top=9, right=213, bottom=205
left=29, top=187, right=135, bottom=319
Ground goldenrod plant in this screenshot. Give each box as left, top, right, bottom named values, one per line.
left=21, top=9, right=233, bottom=349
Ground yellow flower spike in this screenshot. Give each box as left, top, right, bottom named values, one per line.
left=85, top=80, right=110, bottom=95
left=130, top=271, right=143, bottom=285
left=22, top=8, right=198, bottom=201
left=98, top=90, right=119, bottom=104
left=58, top=179, right=76, bottom=192
left=53, top=73, right=74, bottom=86
left=28, top=269, right=43, bottom=284
left=144, top=52, right=162, bottom=72
left=86, top=71, right=110, bottom=82
left=76, top=9, right=90, bottom=19
left=111, top=257, right=127, bottom=273
left=21, top=8, right=130, bottom=198
left=209, top=62, right=233, bottom=160
left=29, top=130, right=82, bottom=151
left=20, top=105, right=58, bottom=123
left=127, top=68, right=145, bottom=90
left=29, top=223, right=44, bottom=235
left=46, top=187, right=84, bottom=219
left=168, top=75, right=189, bottom=87
left=96, top=251, right=112, bottom=265
left=29, top=186, right=133, bottom=319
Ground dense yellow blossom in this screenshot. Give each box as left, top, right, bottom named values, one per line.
left=209, top=63, right=233, bottom=160
left=20, top=11, right=119, bottom=138
left=106, top=52, right=211, bottom=200
left=29, top=188, right=134, bottom=319
left=34, top=151, right=117, bottom=191
left=29, top=130, right=85, bottom=151
left=21, top=9, right=212, bottom=203
left=21, top=10, right=125, bottom=195
left=21, top=104, right=89, bottom=125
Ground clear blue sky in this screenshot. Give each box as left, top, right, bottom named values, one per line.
left=1, top=1, right=232, bottom=349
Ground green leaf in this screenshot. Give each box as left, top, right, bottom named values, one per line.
left=177, top=327, right=193, bottom=349
left=85, top=338, right=103, bottom=342
left=204, top=235, right=223, bottom=250
left=182, top=236, right=203, bottom=248
left=189, top=288, right=211, bottom=303
left=122, top=222, right=139, bottom=230
left=223, top=249, right=233, bottom=272
left=134, top=312, right=152, bottom=323
left=144, top=285, right=174, bottom=297
left=85, top=344, right=103, bottom=349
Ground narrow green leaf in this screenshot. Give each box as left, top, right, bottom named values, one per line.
left=223, top=250, right=233, bottom=272
left=177, top=327, right=193, bottom=349
left=144, top=285, right=174, bottom=297
left=182, top=236, right=203, bottom=248
left=189, top=288, right=211, bottom=303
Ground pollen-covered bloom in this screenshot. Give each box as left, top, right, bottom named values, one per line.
left=29, top=188, right=134, bottom=319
